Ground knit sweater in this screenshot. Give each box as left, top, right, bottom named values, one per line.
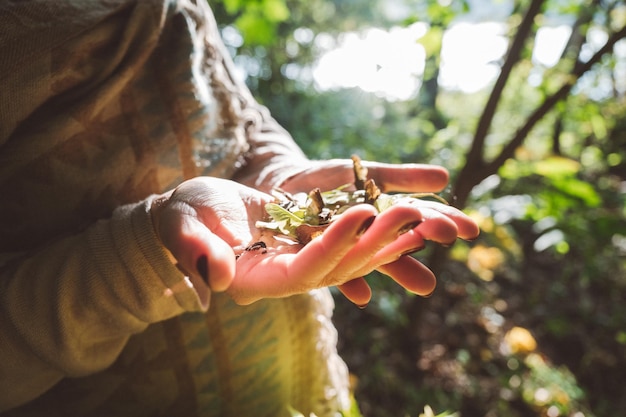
left=0, top=1, right=350, bottom=415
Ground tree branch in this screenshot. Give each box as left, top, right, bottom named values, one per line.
left=465, top=0, right=545, bottom=168
left=549, top=0, right=597, bottom=157
left=486, top=23, right=626, bottom=174
left=450, top=0, right=545, bottom=209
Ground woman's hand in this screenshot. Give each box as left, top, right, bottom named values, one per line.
left=229, top=198, right=464, bottom=305
left=275, top=157, right=479, bottom=240
left=150, top=167, right=479, bottom=306
left=271, top=158, right=480, bottom=305
left=278, top=158, right=451, bottom=196
left=150, top=177, right=272, bottom=299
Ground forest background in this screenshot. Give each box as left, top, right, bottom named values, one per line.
left=210, top=0, right=626, bottom=416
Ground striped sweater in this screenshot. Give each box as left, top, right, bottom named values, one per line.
left=0, top=1, right=349, bottom=415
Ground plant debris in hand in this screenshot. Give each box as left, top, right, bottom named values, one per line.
left=256, top=155, right=448, bottom=244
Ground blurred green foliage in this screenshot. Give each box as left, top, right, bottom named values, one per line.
left=211, top=0, right=626, bottom=415
left=219, top=0, right=290, bottom=44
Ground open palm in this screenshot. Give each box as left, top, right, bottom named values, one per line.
left=152, top=173, right=478, bottom=306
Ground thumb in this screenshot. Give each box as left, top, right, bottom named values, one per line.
left=161, top=212, right=237, bottom=294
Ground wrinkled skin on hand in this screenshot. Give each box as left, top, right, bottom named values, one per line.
left=151, top=161, right=479, bottom=306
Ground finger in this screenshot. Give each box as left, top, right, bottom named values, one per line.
left=377, top=256, right=436, bottom=296
left=347, top=205, right=473, bottom=279
left=280, top=160, right=449, bottom=194
left=414, top=207, right=460, bottom=245
left=337, top=278, right=372, bottom=307
left=324, top=203, right=423, bottom=282
left=366, top=228, right=426, bottom=268
left=287, top=204, right=379, bottom=282
left=364, top=162, right=449, bottom=193
left=161, top=211, right=236, bottom=293
left=229, top=206, right=378, bottom=305
left=406, top=200, right=480, bottom=240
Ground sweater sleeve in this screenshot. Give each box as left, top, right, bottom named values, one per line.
left=0, top=197, right=207, bottom=412
left=187, top=0, right=311, bottom=192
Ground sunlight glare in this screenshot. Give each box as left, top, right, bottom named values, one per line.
left=313, top=21, right=512, bottom=97
left=533, top=25, right=571, bottom=67
left=312, top=23, right=427, bottom=101
left=438, top=22, right=508, bottom=93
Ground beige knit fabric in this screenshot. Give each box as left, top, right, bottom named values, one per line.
left=0, top=0, right=349, bottom=415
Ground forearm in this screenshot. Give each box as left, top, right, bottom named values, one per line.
left=0, top=198, right=205, bottom=412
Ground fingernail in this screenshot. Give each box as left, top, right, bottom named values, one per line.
left=196, top=254, right=210, bottom=287
left=356, top=216, right=376, bottom=236
left=356, top=303, right=368, bottom=309
left=421, top=290, right=435, bottom=298
left=398, top=220, right=422, bottom=235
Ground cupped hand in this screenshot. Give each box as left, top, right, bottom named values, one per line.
left=273, top=158, right=480, bottom=304
left=151, top=170, right=478, bottom=307
left=276, top=157, right=479, bottom=239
